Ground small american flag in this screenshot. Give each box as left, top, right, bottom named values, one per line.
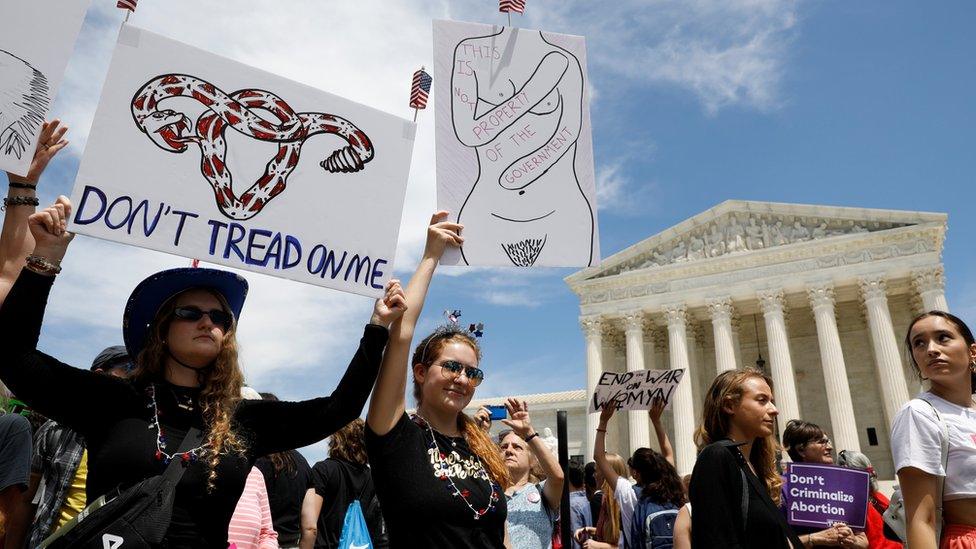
left=410, top=68, right=432, bottom=110
left=117, top=0, right=138, bottom=11
left=499, top=0, right=526, bottom=14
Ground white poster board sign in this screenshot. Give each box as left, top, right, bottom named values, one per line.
left=433, top=20, right=600, bottom=267
left=0, top=0, right=91, bottom=176
left=588, top=369, right=685, bottom=413
left=69, top=25, right=416, bottom=298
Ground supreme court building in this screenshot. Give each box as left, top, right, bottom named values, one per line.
left=468, top=200, right=950, bottom=480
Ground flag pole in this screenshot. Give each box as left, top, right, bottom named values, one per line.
left=507, top=12, right=512, bottom=26
left=413, top=108, right=418, bottom=123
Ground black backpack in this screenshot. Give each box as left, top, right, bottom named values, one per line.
left=39, top=428, right=203, bottom=549
left=336, top=459, right=389, bottom=548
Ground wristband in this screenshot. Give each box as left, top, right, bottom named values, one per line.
left=2, top=196, right=39, bottom=209
left=525, top=432, right=539, bottom=442
left=595, top=428, right=607, bottom=433
left=25, top=254, right=61, bottom=275
left=8, top=182, right=37, bottom=190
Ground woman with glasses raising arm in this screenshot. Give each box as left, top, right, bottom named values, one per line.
left=366, top=211, right=511, bottom=549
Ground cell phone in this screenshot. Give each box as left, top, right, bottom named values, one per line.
left=487, top=404, right=507, bottom=420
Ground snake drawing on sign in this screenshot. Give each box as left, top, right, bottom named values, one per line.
left=452, top=28, right=595, bottom=267
left=0, top=49, right=50, bottom=160
left=131, top=74, right=374, bottom=220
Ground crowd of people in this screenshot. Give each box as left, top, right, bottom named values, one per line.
left=0, top=122, right=973, bottom=549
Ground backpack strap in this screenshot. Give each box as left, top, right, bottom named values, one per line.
left=915, top=397, right=949, bottom=540
left=716, top=440, right=749, bottom=529
left=162, top=427, right=204, bottom=483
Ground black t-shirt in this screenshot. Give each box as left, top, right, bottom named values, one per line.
left=365, top=413, right=507, bottom=548
left=0, top=269, right=389, bottom=548
left=310, top=458, right=386, bottom=549
left=255, top=452, right=311, bottom=546
left=690, top=442, right=796, bottom=549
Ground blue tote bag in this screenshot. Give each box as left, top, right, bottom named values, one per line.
left=338, top=500, right=373, bottom=549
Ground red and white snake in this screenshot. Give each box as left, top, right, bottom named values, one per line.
left=131, top=74, right=374, bottom=220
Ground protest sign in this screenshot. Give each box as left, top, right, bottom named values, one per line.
left=588, top=369, right=684, bottom=413
left=0, top=0, right=90, bottom=176
left=69, top=25, right=416, bottom=298
left=433, top=19, right=600, bottom=268
left=784, top=463, right=870, bottom=530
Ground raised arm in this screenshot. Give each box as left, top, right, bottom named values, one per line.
left=649, top=397, right=674, bottom=467
left=502, top=398, right=565, bottom=511
left=0, top=121, right=68, bottom=305
left=366, top=211, right=462, bottom=436
left=451, top=47, right=569, bottom=148
left=593, top=403, right=621, bottom=488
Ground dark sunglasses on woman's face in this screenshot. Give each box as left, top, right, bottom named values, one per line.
left=438, top=360, right=485, bottom=387
left=173, top=306, right=232, bottom=330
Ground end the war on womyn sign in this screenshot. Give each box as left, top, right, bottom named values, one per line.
left=588, top=369, right=685, bottom=413
left=68, top=25, right=415, bottom=298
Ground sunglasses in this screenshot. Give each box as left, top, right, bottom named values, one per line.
left=173, top=306, right=233, bottom=330
left=437, top=360, right=484, bottom=387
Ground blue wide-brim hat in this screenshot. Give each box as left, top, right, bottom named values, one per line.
left=123, top=267, right=248, bottom=360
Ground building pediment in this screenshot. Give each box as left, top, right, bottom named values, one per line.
left=570, top=200, right=945, bottom=283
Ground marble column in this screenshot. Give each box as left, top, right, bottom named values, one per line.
left=663, top=303, right=696, bottom=475
left=581, top=317, right=604, bottom=461
left=757, top=289, right=801, bottom=431
left=807, top=283, right=861, bottom=452
left=731, top=316, right=745, bottom=373
left=624, top=312, right=651, bottom=454
left=707, top=297, right=738, bottom=373
left=912, top=266, right=949, bottom=313
left=860, top=275, right=911, bottom=426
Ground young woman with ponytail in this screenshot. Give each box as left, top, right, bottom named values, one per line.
left=365, top=211, right=511, bottom=548
left=689, top=369, right=801, bottom=548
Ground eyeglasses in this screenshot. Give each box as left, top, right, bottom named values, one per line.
left=812, top=437, right=831, bottom=446
left=173, top=306, right=233, bottom=330
left=436, top=360, right=484, bottom=387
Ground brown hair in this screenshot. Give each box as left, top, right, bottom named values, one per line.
left=411, top=328, right=510, bottom=489
left=783, top=420, right=827, bottom=463
left=630, top=448, right=685, bottom=507
left=905, top=311, right=976, bottom=394
left=131, top=289, right=246, bottom=492
left=694, top=369, right=783, bottom=505
left=598, top=453, right=630, bottom=543
left=329, top=418, right=368, bottom=465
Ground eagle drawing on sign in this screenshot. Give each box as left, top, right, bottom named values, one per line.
left=0, top=50, right=50, bottom=160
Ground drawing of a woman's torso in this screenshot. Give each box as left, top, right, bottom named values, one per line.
left=451, top=27, right=594, bottom=267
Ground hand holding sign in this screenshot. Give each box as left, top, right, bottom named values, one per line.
left=589, top=369, right=685, bottom=413
left=369, top=279, right=406, bottom=329
left=6, top=120, right=68, bottom=185
left=29, top=196, right=74, bottom=258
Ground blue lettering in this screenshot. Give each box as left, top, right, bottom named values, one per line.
left=104, top=196, right=133, bottom=230
left=323, top=249, right=347, bottom=279
left=284, top=236, right=302, bottom=269
left=171, top=210, right=199, bottom=246
left=246, top=229, right=272, bottom=267
left=74, top=186, right=107, bottom=225
left=307, top=244, right=326, bottom=275
left=223, top=222, right=246, bottom=261
left=343, top=255, right=371, bottom=284
left=127, top=199, right=165, bottom=237
left=370, top=259, right=388, bottom=289
left=208, top=220, right=227, bottom=256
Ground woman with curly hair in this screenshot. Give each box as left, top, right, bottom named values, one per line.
left=365, top=211, right=510, bottom=548
left=689, top=369, right=801, bottom=548
left=0, top=198, right=405, bottom=547
left=300, top=418, right=388, bottom=549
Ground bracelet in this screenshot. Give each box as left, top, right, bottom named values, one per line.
left=8, top=182, right=37, bottom=190
left=595, top=428, right=607, bottom=433
left=2, top=196, right=39, bottom=209
left=525, top=432, right=539, bottom=442
left=25, top=254, right=61, bottom=275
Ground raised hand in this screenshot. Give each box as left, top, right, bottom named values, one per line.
left=500, top=398, right=533, bottom=439
left=422, top=210, right=463, bottom=261
left=474, top=406, right=492, bottom=431
left=8, top=120, right=68, bottom=184
left=649, top=396, right=666, bottom=423
left=370, top=279, right=407, bottom=328
left=599, top=399, right=617, bottom=426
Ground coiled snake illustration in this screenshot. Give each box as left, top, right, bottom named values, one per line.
left=131, top=74, right=374, bottom=220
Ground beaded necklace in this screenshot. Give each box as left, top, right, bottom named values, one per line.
left=146, top=384, right=209, bottom=465
left=414, top=414, right=500, bottom=520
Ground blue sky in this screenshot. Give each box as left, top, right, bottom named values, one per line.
left=7, top=0, right=974, bottom=462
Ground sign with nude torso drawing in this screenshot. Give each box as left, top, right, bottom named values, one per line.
left=0, top=0, right=91, bottom=176
left=69, top=25, right=416, bottom=298
left=433, top=20, right=600, bottom=267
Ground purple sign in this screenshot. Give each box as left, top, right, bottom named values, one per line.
left=785, top=463, right=870, bottom=529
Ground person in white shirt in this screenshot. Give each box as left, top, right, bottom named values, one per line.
left=891, top=311, right=976, bottom=549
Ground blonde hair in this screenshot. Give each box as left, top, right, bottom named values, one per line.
left=695, top=369, right=783, bottom=505
left=412, top=329, right=510, bottom=489
left=132, top=289, right=246, bottom=492
left=598, top=453, right=630, bottom=543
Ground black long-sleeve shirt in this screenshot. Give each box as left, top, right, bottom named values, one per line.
left=690, top=441, right=794, bottom=549
left=0, top=269, right=388, bottom=548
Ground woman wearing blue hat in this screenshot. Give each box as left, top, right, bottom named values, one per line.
left=0, top=198, right=406, bottom=547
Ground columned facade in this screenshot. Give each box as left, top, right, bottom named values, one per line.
left=567, top=201, right=949, bottom=480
